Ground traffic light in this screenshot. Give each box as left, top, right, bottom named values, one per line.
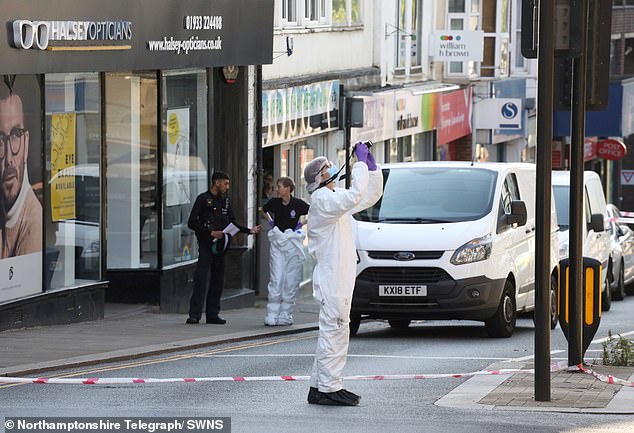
left=521, top=0, right=537, bottom=59
left=554, top=0, right=612, bottom=111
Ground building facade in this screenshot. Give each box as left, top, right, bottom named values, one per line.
left=0, top=0, right=274, bottom=331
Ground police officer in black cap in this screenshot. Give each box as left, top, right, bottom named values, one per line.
left=186, top=171, right=261, bottom=324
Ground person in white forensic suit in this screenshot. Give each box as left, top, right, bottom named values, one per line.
left=262, top=177, right=310, bottom=326
left=303, top=142, right=382, bottom=406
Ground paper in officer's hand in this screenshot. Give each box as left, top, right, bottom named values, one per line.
left=222, top=223, right=240, bottom=237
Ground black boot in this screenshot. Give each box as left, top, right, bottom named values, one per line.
left=307, top=387, right=360, bottom=406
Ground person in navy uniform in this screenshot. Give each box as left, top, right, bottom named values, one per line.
left=186, top=171, right=261, bottom=325
left=262, top=177, right=310, bottom=325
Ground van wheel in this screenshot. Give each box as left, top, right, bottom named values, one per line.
left=601, top=278, right=612, bottom=312
left=550, top=275, right=559, bottom=329
left=388, top=319, right=411, bottom=329
left=349, top=315, right=361, bottom=337
left=485, top=280, right=516, bottom=338
left=613, top=263, right=626, bottom=301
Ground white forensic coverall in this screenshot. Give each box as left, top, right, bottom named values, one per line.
left=308, top=161, right=383, bottom=393
left=265, top=226, right=306, bottom=325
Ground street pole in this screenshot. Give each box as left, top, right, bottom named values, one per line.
left=568, top=0, right=590, bottom=367
left=535, top=0, right=555, bottom=402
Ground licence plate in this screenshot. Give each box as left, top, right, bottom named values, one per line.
left=379, top=285, right=427, bottom=296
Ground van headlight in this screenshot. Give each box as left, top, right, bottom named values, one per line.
left=450, top=235, right=492, bottom=265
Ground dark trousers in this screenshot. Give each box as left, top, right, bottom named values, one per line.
left=188, top=241, right=225, bottom=320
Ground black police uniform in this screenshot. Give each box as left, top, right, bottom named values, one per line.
left=262, top=197, right=310, bottom=231
left=187, top=190, right=250, bottom=322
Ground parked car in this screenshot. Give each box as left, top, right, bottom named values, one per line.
left=351, top=162, right=560, bottom=338
left=606, top=204, right=634, bottom=299
left=552, top=170, right=611, bottom=310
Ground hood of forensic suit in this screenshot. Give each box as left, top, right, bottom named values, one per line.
left=355, top=218, right=490, bottom=252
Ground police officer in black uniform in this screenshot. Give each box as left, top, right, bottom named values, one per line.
left=186, top=171, right=261, bottom=324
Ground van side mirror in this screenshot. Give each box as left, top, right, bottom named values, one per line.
left=506, top=200, right=527, bottom=227
left=589, top=213, right=605, bottom=232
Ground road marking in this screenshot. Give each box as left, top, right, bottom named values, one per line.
left=502, top=350, right=565, bottom=363
left=591, top=330, right=634, bottom=345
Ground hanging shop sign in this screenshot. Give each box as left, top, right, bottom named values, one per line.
left=596, top=138, right=627, bottom=161
left=474, top=98, right=523, bottom=130
left=262, top=80, right=340, bottom=147
left=429, top=31, right=484, bottom=61
left=0, top=0, right=273, bottom=74
left=437, top=88, right=472, bottom=144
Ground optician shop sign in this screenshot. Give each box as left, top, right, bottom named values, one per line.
left=0, top=0, right=273, bottom=74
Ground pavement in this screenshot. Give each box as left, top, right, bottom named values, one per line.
left=0, top=294, right=633, bottom=414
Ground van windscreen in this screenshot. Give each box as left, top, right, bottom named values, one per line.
left=354, top=167, right=497, bottom=223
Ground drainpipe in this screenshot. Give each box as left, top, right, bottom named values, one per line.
left=254, top=65, right=263, bottom=295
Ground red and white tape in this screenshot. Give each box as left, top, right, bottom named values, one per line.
left=0, top=363, right=631, bottom=386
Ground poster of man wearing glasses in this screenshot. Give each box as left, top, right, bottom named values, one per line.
left=0, top=75, right=43, bottom=302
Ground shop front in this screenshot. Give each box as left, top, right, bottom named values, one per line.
left=349, top=83, right=460, bottom=163
left=257, top=79, right=341, bottom=294
left=0, top=0, right=273, bottom=331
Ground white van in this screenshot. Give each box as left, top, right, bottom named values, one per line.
left=552, top=170, right=611, bottom=310
left=352, top=162, right=560, bottom=338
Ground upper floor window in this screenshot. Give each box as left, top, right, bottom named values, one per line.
left=282, top=0, right=299, bottom=25
left=279, top=0, right=361, bottom=28
left=305, top=0, right=327, bottom=23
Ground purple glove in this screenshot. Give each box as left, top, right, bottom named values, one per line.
left=268, top=220, right=275, bottom=228
left=354, top=142, right=369, bottom=164
left=366, top=152, right=378, bottom=171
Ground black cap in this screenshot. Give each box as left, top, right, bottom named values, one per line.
left=212, top=171, right=230, bottom=182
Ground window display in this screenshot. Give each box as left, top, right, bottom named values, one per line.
left=45, top=73, right=101, bottom=291
left=162, top=69, right=208, bottom=267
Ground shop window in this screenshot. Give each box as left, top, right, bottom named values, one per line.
left=161, top=69, right=208, bottom=267
left=45, top=73, right=102, bottom=290
left=105, top=72, right=159, bottom=270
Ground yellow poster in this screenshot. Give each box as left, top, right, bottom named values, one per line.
left=50, top=113, right=76, bottom=222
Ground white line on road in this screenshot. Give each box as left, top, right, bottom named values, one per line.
left=590, top=330, right=634, bottom=345
left=501, top=350, right=565, bottom=363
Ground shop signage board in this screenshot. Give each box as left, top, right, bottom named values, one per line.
left=429, top=31, right=484, bottom=61
left=437, top=87, right=472, bottom=144
left=474, top=98, right=523, bottom=130
left=0, top=0, right=273, bottom=74
left=596, top=138, right=627, bottom=161
left=394, top=90, right=424, bottom=139
left=349, top=93, right=395, bottom=144
left=262, top=80, right=340, bottom=147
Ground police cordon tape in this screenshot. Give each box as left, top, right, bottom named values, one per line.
left=0, top=362, right=632, bottom=387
